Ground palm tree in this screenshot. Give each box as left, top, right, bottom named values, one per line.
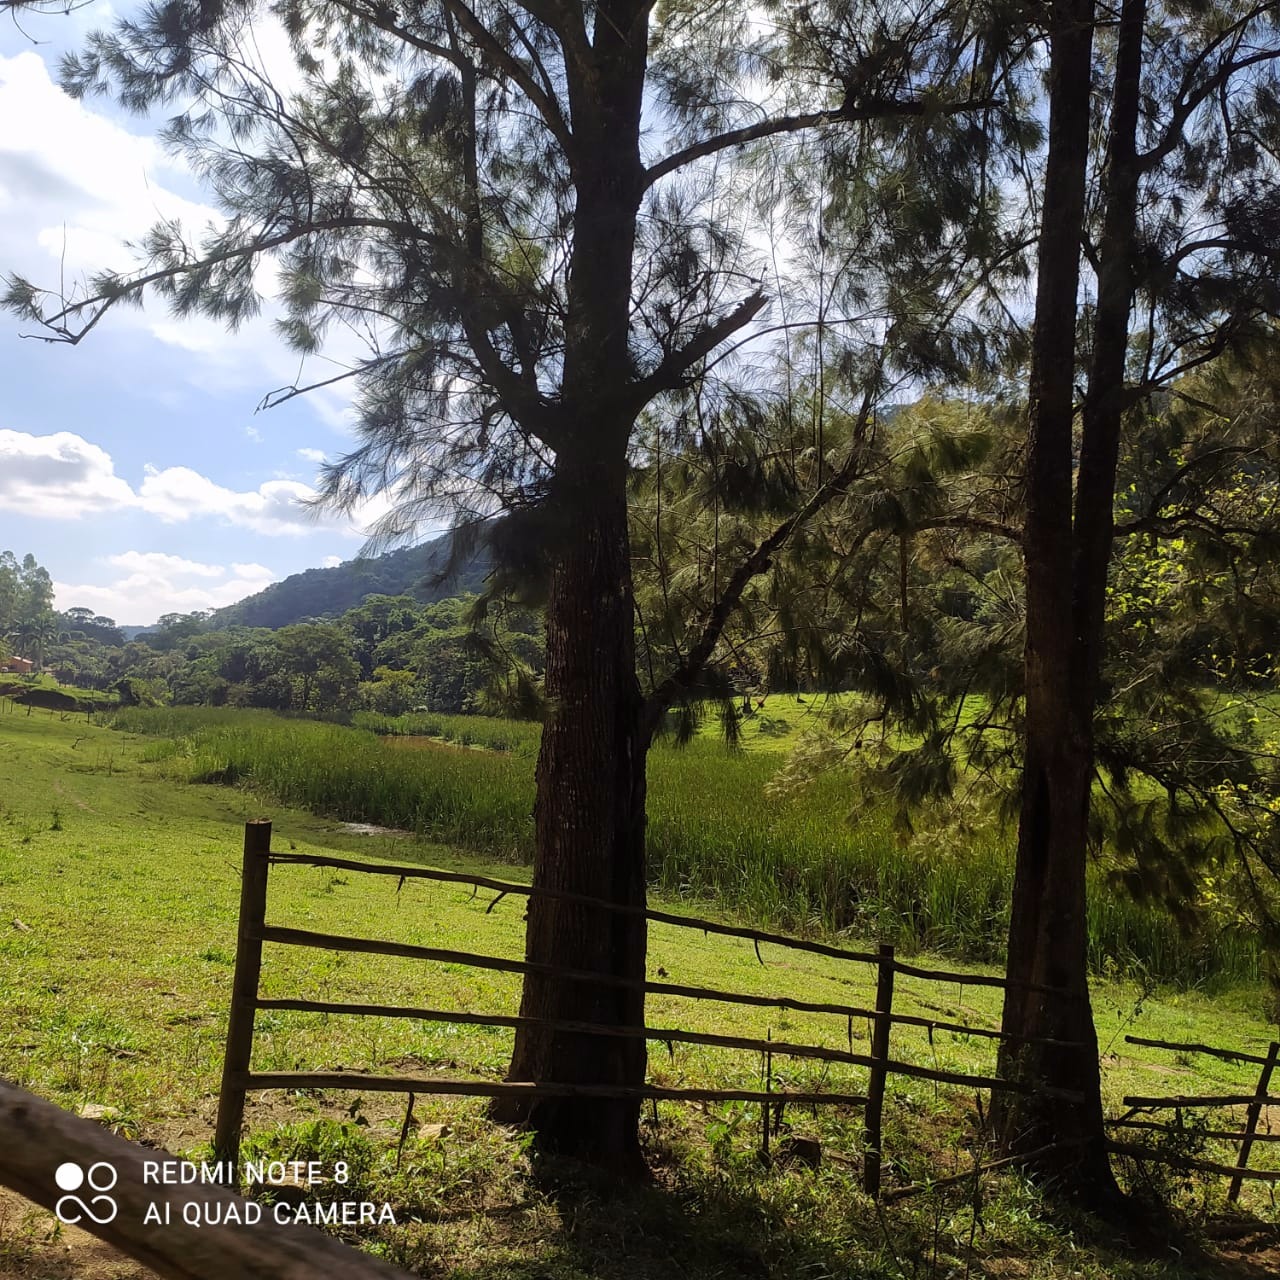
left=11, top=614, right=59, bottom=672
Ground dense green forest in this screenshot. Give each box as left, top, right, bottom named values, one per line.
left=205, top=530, right=491, bottom=629
left=2, top=560, right=539, bottom=717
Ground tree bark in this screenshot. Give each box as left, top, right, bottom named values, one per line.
left=492, top=1, right=652, bottom=1174
left=994, top=0, right=1126, bottom=1208
left=492, top=454, right=650, bottom=1174
left=1076, top=0, right=1146, bottom=692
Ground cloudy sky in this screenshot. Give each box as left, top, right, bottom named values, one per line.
left=0, top=6, right=403, bottom=624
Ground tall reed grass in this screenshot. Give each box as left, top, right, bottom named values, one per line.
left=350, top=709, right=540, bottom=755
left=105, top=705, right=1258, bottom=988
left=109, top=707, right=532, bottom=855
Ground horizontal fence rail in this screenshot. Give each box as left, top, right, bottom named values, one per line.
left=1109, top=1119, right=1280, bottom=1143
left=248, top=998, right=1061, bottom=1095
left=216, top=822, right=1085, bottom=1199
left=1122, top=1035, right=1275, bottom=1067
left=253, top=924, right=1080, bottom=1060
left=1107, top=1141, right=1280, bottom=1184
left=265, top=851, right=1077, bottom=997
left=255, top=991, right=1032, bottom=1045
left=234, top=1073, right=870, bottom=1107
left=1120, top=1093, right=1280, bottom=1109
left=1108, top=1035, right=1280, bottom=1200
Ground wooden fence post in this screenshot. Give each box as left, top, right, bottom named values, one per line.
left=1228, top=1040, right=1280, bottom=1203
left=863, top=942, right=895, bottom=1198
left=213, top=820, right=272, bottom=1184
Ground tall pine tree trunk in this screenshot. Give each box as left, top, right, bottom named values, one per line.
left=994, top=0, right=1123, bottom=1206
left=493, top=454, right=650, bottom=1174
left=1076, top=0, right=1145, bottom=688
left=997, top=0, right=1147, bottom=1210
left=493, top=3, right=651, bottom=1172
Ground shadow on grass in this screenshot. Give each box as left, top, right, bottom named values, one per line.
left=380, top=1146, right=1280, bottom=1280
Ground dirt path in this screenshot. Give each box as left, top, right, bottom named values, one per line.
left=0, top=1187, right=158, bottom=1280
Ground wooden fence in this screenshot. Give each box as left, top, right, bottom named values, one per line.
left=1106, top=1034, right=1280, bottom=1197
left=216, top=821, right=1084, bottom=1198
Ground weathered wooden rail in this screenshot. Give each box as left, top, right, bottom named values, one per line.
left=1107, top=1034, right=1280, bottom=1199
left=216, top=821, right=1084, bottom=1199
left=0, top=1078, right=415, bottom=1280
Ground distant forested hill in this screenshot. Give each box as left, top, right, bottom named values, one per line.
left=208, top=532, right=491, bottom=629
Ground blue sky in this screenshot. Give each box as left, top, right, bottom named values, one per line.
left=0, top=7, right=396, bottom=624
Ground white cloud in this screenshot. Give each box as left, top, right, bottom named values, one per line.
left=0, top=427, right=390, bottom=536
left=0, top=52, right=212, bottom=280
left=135, top=466, right=328, bottom=535
left=297, top=447, right=327, bottom=463
left=322, top=555, right=343, bottom=568
left=54, top=557, right=277, bottom=625
left=108, top=551, right=226, bottom=579
left=0, top=428, right=135, bottom=517
left=0, top=50, right=363, bottom=427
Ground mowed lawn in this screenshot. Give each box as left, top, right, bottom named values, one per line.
left=2, top=702, right=1279, bottom=1277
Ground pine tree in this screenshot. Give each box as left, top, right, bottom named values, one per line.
left=993, top=0, right=1280, bottom=1204
left=3, top=0, right=1007, bottom=1168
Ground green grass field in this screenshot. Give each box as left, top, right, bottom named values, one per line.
left=2, top=700, right=1279, bottom=1277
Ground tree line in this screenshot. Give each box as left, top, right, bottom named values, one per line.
left=1, top=566, right=542, bottom=717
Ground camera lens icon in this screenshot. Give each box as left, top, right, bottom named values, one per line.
left=54, top=1161, right=119, bottom=1225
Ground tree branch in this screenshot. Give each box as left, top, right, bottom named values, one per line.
left=910, top=514, right=1022, bottom=542
left=641, top=391, right=876, bottom=735
left=1118, top=443, right=1259, bottom=534
left=623, top=289, right=768, bottom=410
left=1138, top=43, right=1280, bottom=174
left=441, top=0, right=577, bottom=162
left=644, top=95, right=994, bottom=189
left=256, top=353, right=401, bottom=411
left=5, top=215, right=442, bottom=343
